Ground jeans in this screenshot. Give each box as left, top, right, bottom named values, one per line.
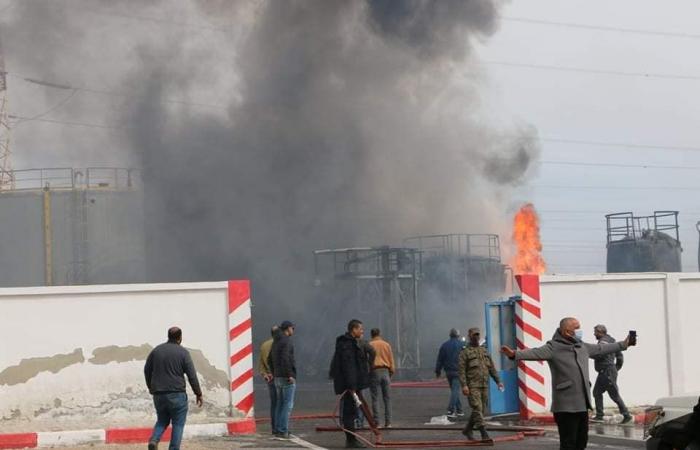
left=370, top=369, right=392, bottom=425
left=446, top=374, right=463, bottom=414
left=149, top=392, right=188, bottom=450
left=274, top=377, right=296, bottom=434
left=554, top=411, right=588, bottom=450
left=593, top=367, right=629, bottom=417
left=267, top=380, right=278, bottom=433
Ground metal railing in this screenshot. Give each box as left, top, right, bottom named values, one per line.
left=0, top=167, right=140, bottom=192
left=606, top=211, right=680, bottom=245
left=403, top=233, right=502, bottom=262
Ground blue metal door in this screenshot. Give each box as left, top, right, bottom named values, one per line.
left=484, top=298, right=519, bottom=415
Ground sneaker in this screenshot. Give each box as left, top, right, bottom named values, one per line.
left=620, top=415, right=633, bottom=425
left=590, top=415, right=605, bottom=423
left=456, top=411, right=465, bottom=417
left=147, top=442, right=157, bottom=450
left=384, top=423, right=392, bottom=428
left=446, top=410, right=457, bottom=418
left=478, top=427, right=490, bottom=440
left=273, top=432, right=291, bottom=440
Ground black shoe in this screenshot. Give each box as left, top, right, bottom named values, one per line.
left=479, top=427, right=490, bottom=440
left=147, top=442, right=157, bottom=450
left=590, top=415, right=605, bottom=423
left=620, top=414, right=633, bottom=424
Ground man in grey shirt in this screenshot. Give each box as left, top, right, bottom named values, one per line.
left=501, top=317, right=636, bottom=450
left=145, top=327, right=203, bottom=450
left=591, top=324, right=631, bottom=424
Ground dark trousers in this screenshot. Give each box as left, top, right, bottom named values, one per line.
left=267, top=380, right=278, bottom=432
left=593, top=367, right=629, bottom=417
left=554, top=412, right=588, bottom=450
left=149, top=392, right=188, bottom=450
left=341, top=391, right=359, bottom=441
left=370, top=368, right=391, bottom=425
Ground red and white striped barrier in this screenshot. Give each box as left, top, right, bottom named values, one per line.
left=0, top=422, right=255, bottom=449
left=515, top=274, right=547, bottom=419
left=227, top=280, right=256, bottom=424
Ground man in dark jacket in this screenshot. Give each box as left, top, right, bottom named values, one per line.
left=590, top=324, right=632, bottom=424
left=144, top=327, right=203, bottom=450
left=435, top=328, right=465, bottom=417
left=501, top=317, right=636, bottom=450
left=330, top=319, right=371, bottom=448
left=269, top=320, right=296, bottom=439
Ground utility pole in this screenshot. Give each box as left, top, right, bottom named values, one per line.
left=0, top=35, right=14, bottom=191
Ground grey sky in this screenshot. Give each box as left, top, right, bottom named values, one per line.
left=2, top=0, right=699, bottom=274
left=478, top=0, right=700, bottom=272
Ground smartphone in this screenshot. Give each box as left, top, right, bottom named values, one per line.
left=628, top=330, right=637, bottom=346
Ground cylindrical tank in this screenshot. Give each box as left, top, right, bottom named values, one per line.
left=0, top=168, right=146, bottom=287
left=606, top=231, right=682, bottom=272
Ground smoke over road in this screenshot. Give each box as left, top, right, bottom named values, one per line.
left=2, top=0, right=539, bottom=366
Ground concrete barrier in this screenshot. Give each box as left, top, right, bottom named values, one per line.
left=516, top=273, right=700, bottom=417
left=0, top=280, right=255, bottom=435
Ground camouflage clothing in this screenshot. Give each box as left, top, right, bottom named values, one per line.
left=459, top=344, right=501, bottom=430
left=458, top=345, right=501, bottom=388
left=466, top=387, right=489, bottom=429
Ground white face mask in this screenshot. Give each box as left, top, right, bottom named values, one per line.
left=574, top=329, right=584, bottom=341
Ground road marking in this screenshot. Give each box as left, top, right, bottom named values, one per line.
left=289, top=434, right=327, bottom=450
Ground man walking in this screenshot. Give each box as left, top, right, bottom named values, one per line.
left=501, top=317, right=636, bottom=450
left=269, top=320, right=296, bottom=440
left=144, top=327, right=203, bottom=450
left=435, top=328, right=465, bottom=418
left=591, top=324, right=632, bottom=424
left=330, top=319, right=372, bottom=448
left=258, top=325, right=279, bottom=433
left=369, top=328, right=394, bottom=428
left=458, top=327, right=503, bottom=441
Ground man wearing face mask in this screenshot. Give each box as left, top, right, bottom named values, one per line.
left=458, top=327, right=504, bottom=441
left=501, top=317, right=636, bottom=450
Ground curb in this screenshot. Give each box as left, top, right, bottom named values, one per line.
left=0, top=419, right=256, bottom=449
left=526, top=412, right=646, bottom=425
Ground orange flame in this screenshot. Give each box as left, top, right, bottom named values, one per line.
left=511, top=203, right=546, bottom=274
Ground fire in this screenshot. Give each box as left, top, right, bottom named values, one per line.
left=511, top=203, right=546, bottom=274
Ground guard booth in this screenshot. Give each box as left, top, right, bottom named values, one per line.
left=484, top=297, right=519, bottom=415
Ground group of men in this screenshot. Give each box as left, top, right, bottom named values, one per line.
left=435, top=321, right=634, bottom=445
left=258, top=318, right=396, bottom=448
left=138, top=317, right=637, bottom=450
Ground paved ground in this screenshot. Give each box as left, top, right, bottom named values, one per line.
left=57, top=381, right=646, bottom=449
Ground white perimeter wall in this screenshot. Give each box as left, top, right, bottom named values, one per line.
left=0, top=282, right=238, bottom=431
left=537, top=273, right=700, bottom=409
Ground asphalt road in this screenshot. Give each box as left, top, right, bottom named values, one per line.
left=57, top=381, right=645, bottom=449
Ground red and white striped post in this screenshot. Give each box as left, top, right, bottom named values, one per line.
left=227, top=280, right=256, bottom=433
left=515, top=274, right=547, bottom=419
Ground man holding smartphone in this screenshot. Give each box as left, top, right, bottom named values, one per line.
left=501, top=317, right=637, bottom=450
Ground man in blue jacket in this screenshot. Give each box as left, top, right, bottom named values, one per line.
left=435, top=328, right=465, bottom=417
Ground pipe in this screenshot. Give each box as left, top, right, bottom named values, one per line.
left=42, top=186, right=53, bottom=286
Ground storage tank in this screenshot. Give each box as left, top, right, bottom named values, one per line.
left=606, top=211, right=682, bottom=273
left=0, top=168, right=146, bottom=286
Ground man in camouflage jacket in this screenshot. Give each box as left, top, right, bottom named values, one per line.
left=458, top=327, right=504, bottom=441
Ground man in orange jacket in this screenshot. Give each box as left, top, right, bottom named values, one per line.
left=369, top=328, right=395, bottom=428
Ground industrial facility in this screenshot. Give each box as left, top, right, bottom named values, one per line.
left=0, top=167, right=145, bottom=287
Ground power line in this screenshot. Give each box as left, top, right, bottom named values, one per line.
left=540, top=160, right=700, bottom=170
left=534, top=184, right=700, bottom=191
left=7, top=115, right=120, bottom=130
left=485, top=60, right=700, bottom=81
left=502, top=17, right=700, bottom=40
left=6, top=72, right=228, bottom=110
